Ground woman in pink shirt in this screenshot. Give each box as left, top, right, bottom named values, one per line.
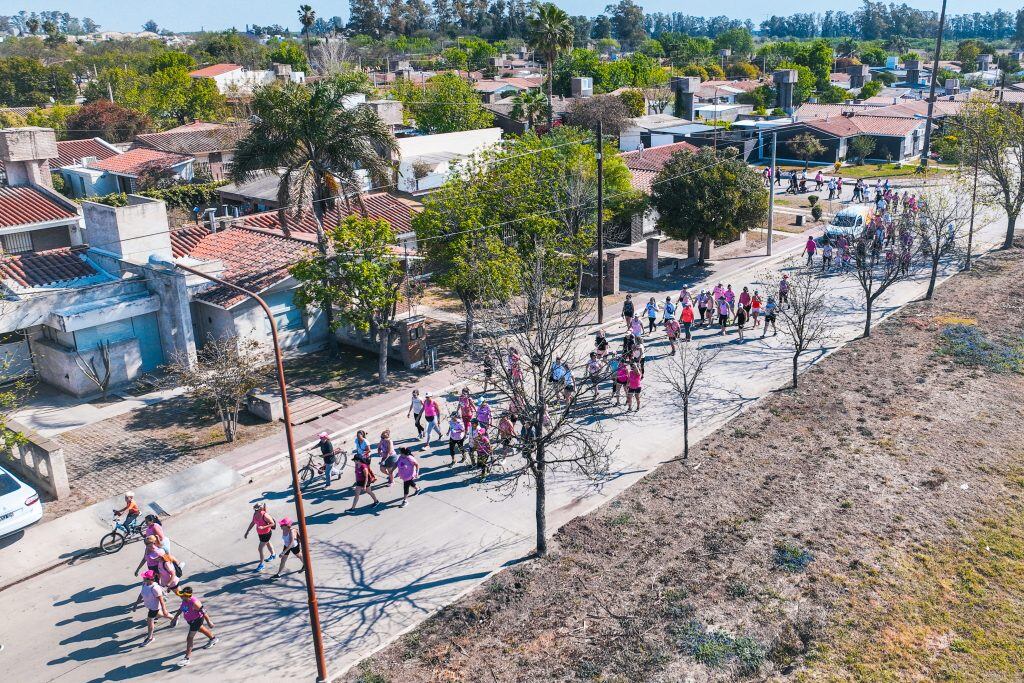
left=395, top=448, right=419, bottom=507
left=169, top=586, right=217, bottom=666
left=422, top=392, right=442, bottom=443
left=134, top=535, right=163, bottom=577
left=457, top=388, right=476, bottom=429
left=625, top=362, right=643, bottom=412
left=158, top=552, right=180, bottom=591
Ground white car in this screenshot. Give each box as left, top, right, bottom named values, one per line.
left=0, top=466, right=42, bottom=538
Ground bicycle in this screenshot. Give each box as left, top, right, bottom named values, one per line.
left=298, top=449, right=348, bottom=487
left=99, top=515, right=145, bottom=554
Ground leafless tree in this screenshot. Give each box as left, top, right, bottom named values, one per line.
left=658, top=343, right=719, bottom=459
left=472, top=239, right=614, bottom=557
left=75, top=341, right=112, bottom=400
left=311, top=37, right=355, bottom=76
left=914, top=188, right=970, bottom=299
left=163, top=336, right=269, bottom=442
left=774, top=270, right=832, bottom=388
left=643, top=87, right=672, bottom=115
left=848, top=224, right=915, bottom=337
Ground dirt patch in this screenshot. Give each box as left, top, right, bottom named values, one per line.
left=349, top=248, right=1024, bottom=681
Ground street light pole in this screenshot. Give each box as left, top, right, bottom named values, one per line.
left=596, top=120, right=605, bottom=324
left=920, top=0, right=948, bottom=170
left=149, top=256, right=330, bottom=683
left=767, top=131, right=777, bottom=256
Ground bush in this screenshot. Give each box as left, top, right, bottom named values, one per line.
left=811, top=205, right=824, bottom=221
left=807, top=195, right=819, bottom=206
left=673, top=620, right=766, bottom=673
left=78, top=180, right=228, bottom=211
left=773, top=541, right=814, bottom=573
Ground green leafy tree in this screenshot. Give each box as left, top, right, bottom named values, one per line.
left=858, top=79, right=884, bottom=98
left=848, top=135, right=876, bottom=164
left=650, top=146, right=768, bottom=264
left=440, top=47, right=468, bottom=71
left=268, top=40, right=309, bottom=73
left=605, top=0, right=646, bottom=49
left=787, top=132, right=826, bottom=169
left=638, top=39, right=665, bottom=58
left=727, top=62, right=760, bottom=80
left=529, top=3, right=574, bottom=129
left=291, top=216, right=406, bottom=384
left=955, top=40, right=982, bottom=66
left=0, top=57, right=76, bottom=106
left=148, top=66, right=227, bottom=124
left=407, top=73, right=493, bottom=133
left=859, top=45, right=889, bottom=66
left=414, top=176, right=520, bottom=344
left=232, top=76, right=398, bottom=351
left=817, top=84, right=852, bottom=104
left=25, top=104, right=77, bottom=138
left=553, top=48, right=600, bottom=96
left=149, top=51, right=197, bottom=73
left=618, top=88, right=645, bottom=117
left=714, top=27, right=754, bottom=58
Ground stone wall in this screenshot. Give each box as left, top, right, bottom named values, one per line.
left=3, top=419, right=70, bottom=499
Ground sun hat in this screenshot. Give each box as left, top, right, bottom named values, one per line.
left=141, top=570, right=155, bottom=580
left=280, top=517, right=293, bottom=527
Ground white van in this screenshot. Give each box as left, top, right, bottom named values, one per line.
left=820, top=206, right=873, bottom=243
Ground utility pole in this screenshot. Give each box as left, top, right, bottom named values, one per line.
left=767, top=131, right=777, bottom=256
left=966, top=136, right=980, bottom=271
left=919, top=0, right=948, bottom=169
left=596, top=120, right=605, bottom=324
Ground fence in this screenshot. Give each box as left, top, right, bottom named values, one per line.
left=3, top=419, right=71, bottom=499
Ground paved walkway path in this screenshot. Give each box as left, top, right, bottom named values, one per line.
left=0, top=200, right=1005, bottom=683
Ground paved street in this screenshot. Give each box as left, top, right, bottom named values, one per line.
left=0, top=207, right=1008, bottom=682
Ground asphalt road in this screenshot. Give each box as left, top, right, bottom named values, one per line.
left=0, top=205, right=1008, bottom=683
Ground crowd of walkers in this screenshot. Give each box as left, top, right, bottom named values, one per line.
left=108, top=501, right=217, bottom=666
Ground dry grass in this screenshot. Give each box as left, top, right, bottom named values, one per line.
left=349, top=248, right=1024, bottom=683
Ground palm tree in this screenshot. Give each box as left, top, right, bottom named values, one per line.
left=836, top=37, right=859, bottom=59
left=886, top=34, right=910, bottom=56
left=298, top=5, right=316, bottom=67
left=510, top=89, right=548, bottom=129
left=528, top=3, right=574, bottom=130
left=231, top=76, right=397, bottom=353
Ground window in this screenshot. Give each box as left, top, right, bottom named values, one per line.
left=74, top=319, right=135, bottom=350
left=1, top=232, right=33, bottom=254
left=263, top=291, right=305, bottom=334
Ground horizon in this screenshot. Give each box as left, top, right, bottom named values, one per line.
left=6, top=0, right=1014, bottom=35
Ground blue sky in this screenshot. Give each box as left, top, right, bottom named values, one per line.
left=11, top=0, right=1012, bottom=33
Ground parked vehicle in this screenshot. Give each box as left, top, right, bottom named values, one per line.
left=818, top=206, right=873, bottom=245
left=0, top=466, right=43, bottom=538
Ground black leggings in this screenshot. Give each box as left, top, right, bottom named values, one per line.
left=413, top=412, right=424, bottom=436
left=647, top=317, right=656, bottom=333
left=449, top=438, right=464, bottom=458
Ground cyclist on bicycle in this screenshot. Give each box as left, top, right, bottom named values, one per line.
left=113, top=491, right=141, bottom=531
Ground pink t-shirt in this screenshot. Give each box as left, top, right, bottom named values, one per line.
left=423, top=399, right=438, bottom=418
left=158, top=559, right=178, bottom=589
left=627, top=370, right=642, bottom=390
left=181, top=596, right=203, bottom=623
left=739, top=292, right=751, bottom=306
left=396, top=455, right=418, bottom=481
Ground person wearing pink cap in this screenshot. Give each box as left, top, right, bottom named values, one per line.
left=132, top=570, right=170, bottom=647
left=271, top=517, right=303, bottom=579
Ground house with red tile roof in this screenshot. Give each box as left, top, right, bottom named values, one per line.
left=134, top=121, right=248, bottom=181
left=169, top=222, right=327, bottom=351
left=189, top=62, right=306, bottom=95
left=60, top=147, right=194, bottom=197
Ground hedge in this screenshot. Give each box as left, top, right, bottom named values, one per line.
left=79, top=180, right=229, bottom=211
